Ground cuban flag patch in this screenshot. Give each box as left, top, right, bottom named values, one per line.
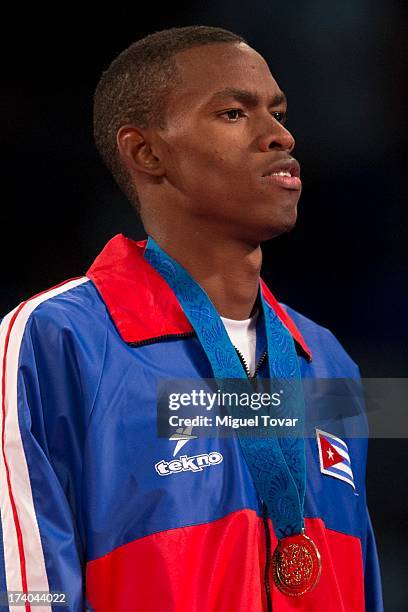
left=315, top=428, right=355, bottom=490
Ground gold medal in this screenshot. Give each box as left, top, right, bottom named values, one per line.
left=273, top=532, right=321, bottom=596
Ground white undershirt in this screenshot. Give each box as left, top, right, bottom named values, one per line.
left=220, top=310, right=259, bottom=376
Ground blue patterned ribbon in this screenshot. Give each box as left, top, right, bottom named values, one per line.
left=144, top=236, right=306, bottom=538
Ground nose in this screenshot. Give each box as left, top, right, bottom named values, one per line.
left=258, top=117, right=295, bottom=153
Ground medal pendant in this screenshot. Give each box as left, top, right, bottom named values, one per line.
left=273, top=532, right=321, bottom=596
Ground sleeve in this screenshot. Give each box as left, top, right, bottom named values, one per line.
left=0, top=291, right=99, bottom=612
left=364, top=509, right=384, bottom=612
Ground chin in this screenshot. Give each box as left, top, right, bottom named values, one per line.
left=279, top=215, right=298, bottom=234
left=233, top=201, right=298, bottom=242
left=258, top=209, right=298, bottom=241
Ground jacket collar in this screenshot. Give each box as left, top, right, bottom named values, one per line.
left=86, top=234, right=312, bottom=361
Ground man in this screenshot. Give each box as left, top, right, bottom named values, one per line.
left=0, top=26, right=382, bottom=611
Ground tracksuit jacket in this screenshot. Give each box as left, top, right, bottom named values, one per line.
left=0, top=234, right=383, bottom=611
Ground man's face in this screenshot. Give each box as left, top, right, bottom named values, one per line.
left=153, top=42, right=302, bottom=242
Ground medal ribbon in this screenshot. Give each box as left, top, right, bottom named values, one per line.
left=144, top=236, right=306, bottom=538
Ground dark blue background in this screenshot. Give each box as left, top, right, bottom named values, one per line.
left=2, top=5, right=407, bottom=608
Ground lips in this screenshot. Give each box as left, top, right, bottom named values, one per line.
left=260, top=158, right=301, bottom=191
left=262, top=158, right=301, bottom=178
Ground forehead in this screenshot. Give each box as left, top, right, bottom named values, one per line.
left=166, top=42, right=282, bottom=117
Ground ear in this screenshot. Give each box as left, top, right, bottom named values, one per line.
left=116, top=125, right=165, bottom=177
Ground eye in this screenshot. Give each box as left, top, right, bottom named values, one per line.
left=220, top=108, right=247, bottom=121
left=272, top=111, right=287, bottom=125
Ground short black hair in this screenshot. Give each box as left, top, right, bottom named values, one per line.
left=93, top=26, right=247, bottom=210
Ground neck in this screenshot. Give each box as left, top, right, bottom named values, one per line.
left=147, top=226, right=262, bottom=320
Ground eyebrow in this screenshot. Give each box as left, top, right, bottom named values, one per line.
left=207, top=87, right=287, bottom=108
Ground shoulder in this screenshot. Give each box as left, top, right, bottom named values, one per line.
left=0, top=277, right=110, bottom=422
left=281, top=302, right=360, bottom=377
left=1, top=276, right=109, bottom=358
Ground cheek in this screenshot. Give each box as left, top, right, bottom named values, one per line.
left=189, top=150, right=248, bottom=187
left=173, top=147, right=230, bottom=184
left=164, top=134, right=250, bottom=194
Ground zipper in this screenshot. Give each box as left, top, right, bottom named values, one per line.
left=234, top=346, right=267, bottom=378
left=234, top=346, right=272, bottom=611
left=253, top=350, right=267, bottom=377
left=262, top=500, right=273, bottom=612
